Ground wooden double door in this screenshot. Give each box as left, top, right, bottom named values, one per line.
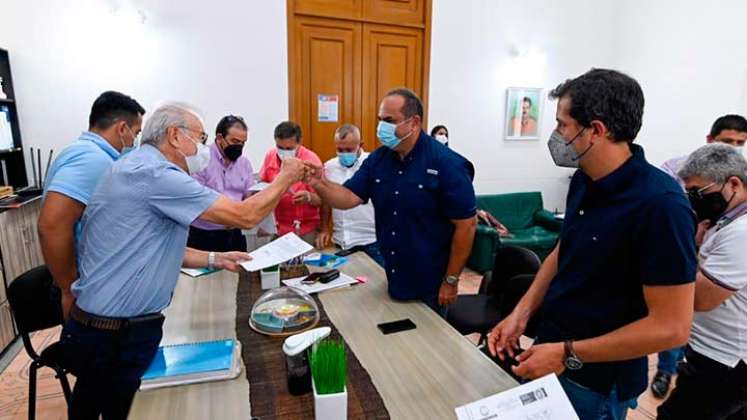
left=288, top=0, right=432, bottom=162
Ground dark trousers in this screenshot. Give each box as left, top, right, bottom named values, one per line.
left=187, top=226, right=247, bottom=252
left=60, top=315, right=165, bottom=420
left=658, top=346, right=747, bottom=420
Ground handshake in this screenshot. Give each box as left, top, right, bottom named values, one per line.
left=279, top=157, right=324, bottom=186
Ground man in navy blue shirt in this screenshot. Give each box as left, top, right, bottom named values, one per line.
left=488, top=69, right=697, bottom=419
left=307, top=88, right=477, bottom=316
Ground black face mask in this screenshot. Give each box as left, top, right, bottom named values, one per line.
left=223, top=143, right=244, bottom=161
left=688, top=184, right=732, bottom=222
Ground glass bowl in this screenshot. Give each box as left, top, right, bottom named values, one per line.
left=249, top=286, right=320, bottom=336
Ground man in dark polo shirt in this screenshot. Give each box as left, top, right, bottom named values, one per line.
left=488, top=69, right=697, bottom=419
left=307, top=87, right=477, bottom=317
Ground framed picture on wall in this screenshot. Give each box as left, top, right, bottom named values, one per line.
left=504, top=87, right=543, bottom=140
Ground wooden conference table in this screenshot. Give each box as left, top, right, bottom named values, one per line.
left=128, top=252, right=517, bottom=419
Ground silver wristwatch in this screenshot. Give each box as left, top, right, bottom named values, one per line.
left=444, top=275, right=459, bottom=286
left=208, top=252, right=216, bottom=270
left=564, top=340, right=583, bottom=370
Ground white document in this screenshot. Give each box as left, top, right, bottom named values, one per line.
left=240, top=232, right=313, bottom=272
left=282, top=273, right=358, bottom=294
left=455, top=374, right=578, bottom=420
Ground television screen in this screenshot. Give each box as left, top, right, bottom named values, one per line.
left=0, top=105, right=14, bottom=151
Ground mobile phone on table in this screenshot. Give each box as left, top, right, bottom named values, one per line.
left=377, top=319, right=417, bottom=335
left=334, top=248, right=358, bottom=257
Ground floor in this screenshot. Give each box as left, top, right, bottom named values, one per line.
left=0, top=268, right=666, bottom=419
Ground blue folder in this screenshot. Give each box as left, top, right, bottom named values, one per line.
left=142, top=339, right=236, bottom=380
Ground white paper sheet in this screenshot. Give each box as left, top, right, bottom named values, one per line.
left=239, top=232, right=313, bottom=272
left=282, top=273, right=358, bottom=294
left=455, top=374, right=578, bottom=420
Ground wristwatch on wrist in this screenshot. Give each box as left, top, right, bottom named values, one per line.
left=208, top=252, right=216, bottom=270
left=564, top=340, right=583, bottom=370
left=444, top=275, right=459, bottom=286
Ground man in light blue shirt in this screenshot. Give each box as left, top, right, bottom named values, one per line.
left=61, top=103, right=307, bottom=419
left=39, top=91, right=145, bottom=319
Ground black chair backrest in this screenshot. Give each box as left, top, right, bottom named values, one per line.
left=485, top=246, right=541, bottom=298
left=7, top=265, right=63, bottom=335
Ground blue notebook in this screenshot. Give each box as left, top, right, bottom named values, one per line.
left=142, top=339, right=236, bottom=381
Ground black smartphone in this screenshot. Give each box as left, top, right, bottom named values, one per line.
left=303, top=269, right=340, bottom=284
left=377, top=319, right=417, bottom=335
left=334, top=248, right=357, bottom=257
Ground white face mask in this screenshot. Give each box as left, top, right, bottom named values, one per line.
left=181, top=136, right=211, bottom=175
left=277, top=148, right=297, bottom=160
left=434, top=134, right=448, bottom=145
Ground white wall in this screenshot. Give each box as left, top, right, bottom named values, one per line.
left=0, top=0, right=289, bottom=173
left=428, top=0, right=621, bottom=211
left=3, top=0, right=747, bottom=211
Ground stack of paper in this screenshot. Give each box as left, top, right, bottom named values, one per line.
left=239, top=232, right=313, bottom=272
left=180, top=267, right=219, bottom=277
left=282, top=273, right=358, bottom=294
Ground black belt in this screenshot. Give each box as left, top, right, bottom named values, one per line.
left=70, top=304, right=164, bottom=331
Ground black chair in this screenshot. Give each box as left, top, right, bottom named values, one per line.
left=7, top=265, right=71, bottom=420
left=447, top=246, right=541, bottom=345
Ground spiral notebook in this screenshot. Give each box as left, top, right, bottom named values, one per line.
left=140, top=339, right=242, bottom=391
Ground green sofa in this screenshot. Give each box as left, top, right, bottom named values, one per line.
left=467, top=192, right=562, bottom=273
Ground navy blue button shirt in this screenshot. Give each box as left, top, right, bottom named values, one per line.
left=344, top=131, right=476, bottom=300
left=535, top=144, right=697, bottom=400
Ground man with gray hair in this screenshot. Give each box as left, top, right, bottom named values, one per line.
left=315, top=123, right=383, bottom=266
left=60, top=103, right=307, bottom=419
left=658, top=143, right=747, bottom=419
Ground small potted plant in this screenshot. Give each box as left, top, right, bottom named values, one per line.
left=260, top=264, right=280, bottom=289
left=309, top=338, right=347, bottom=419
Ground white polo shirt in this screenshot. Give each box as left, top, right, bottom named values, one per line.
left=690, top=202, right=747, bottom=367
left=324, top=152, right=377, bottom=249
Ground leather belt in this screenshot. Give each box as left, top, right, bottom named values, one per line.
left=70, top=304, right=163, bottom=331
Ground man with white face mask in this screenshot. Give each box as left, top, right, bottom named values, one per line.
left=488, top=69, right=697, bottom=419
left=60, top=103, right=307, bottom=419
left=306, top=88, right=477, bottom=318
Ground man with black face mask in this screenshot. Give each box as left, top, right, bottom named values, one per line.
left=188, top=115, right=254, bottom=252
left=657, top=143, right=747, bottom=419
left=488, top=69, right=697, bottom=419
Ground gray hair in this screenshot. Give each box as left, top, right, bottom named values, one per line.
left=678, top=143, right=747, bottom=184
left=334, top=124, right=361, bottom=142
left=140, top=102, right=203, bottom=146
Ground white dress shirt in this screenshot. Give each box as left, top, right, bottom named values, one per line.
left=324, top=152, right=377, bottom=249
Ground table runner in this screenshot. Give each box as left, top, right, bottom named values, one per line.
left=236, top=269, right=390, bottom=419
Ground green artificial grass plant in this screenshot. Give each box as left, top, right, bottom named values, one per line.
left=309, top=338, right=347, bottom=395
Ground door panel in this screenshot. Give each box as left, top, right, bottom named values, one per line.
left=292, top=0, right=363, bottom=20
left=362, top=24, right=423, bottom=151
left=363, top=0, right=425, bottom=26
left=290, top=16, right=362, bottom=163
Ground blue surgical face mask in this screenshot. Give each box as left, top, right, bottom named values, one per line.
left=377, top=118, right=413, bottom=149
left=120, top=124, right=139, bottom=156
left=277, top=147, right=297, bottom=161
left=338, top=151, right=359, bottom=167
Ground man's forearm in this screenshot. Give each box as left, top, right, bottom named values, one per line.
left=514, top=244, right=559, bottom=318
left=446, top=218, right=476, bottom=277
left=39, top=225, right=78, bottom=293
left=237, top=173, right=295, bottom=226
left=313, top=179, right=361, bottom=210
left=182, top=247, right=208, bottom=268
left=320, top=205, right=333, bottom=232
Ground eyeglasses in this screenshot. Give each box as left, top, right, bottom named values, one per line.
left=179, top=126, right=209, bottom=144
left=686, top=182, right=720, bottom=200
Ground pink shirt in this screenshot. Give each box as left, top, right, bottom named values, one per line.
left=191, top=143, right=255, bottom=230
left=259, top=146, right=322, bottom=235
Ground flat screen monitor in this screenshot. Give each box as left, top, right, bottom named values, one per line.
left=0, top=105, right=14, bottom=151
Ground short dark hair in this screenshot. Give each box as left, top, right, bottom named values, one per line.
left=522, top=96, right=532, bottom=106
left=430, top=125, right=448, bottom=137
left=274, top=121, right=302, bottom=142
left=216, top=115, right=248, bottom=138
left=549, top=68, right=644, bottom=143
left=710, top=114, right=747, bottom=138
left=88, top=91, right=145, bottom=130
left=385, top=87, right=423, bottom=119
